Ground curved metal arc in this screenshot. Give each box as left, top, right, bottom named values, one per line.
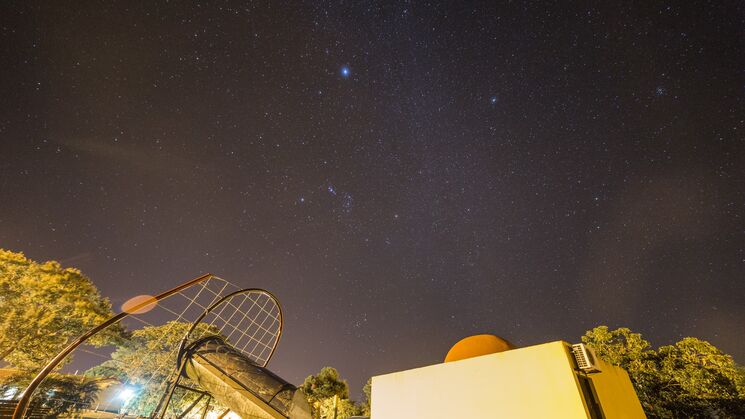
left=12, top=273, right=215, bottom=419
left=176, top=288, right=284, bottom=369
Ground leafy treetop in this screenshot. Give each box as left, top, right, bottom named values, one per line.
left=302, top=367, right=365, bottom=419
left=583, top=325, right=745, bottom=418
left=0, top=249, right=125, bottom=372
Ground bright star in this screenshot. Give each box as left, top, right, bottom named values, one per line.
left=340, top=66, right=350, bottom=78
left=490, top=96, right=498, bottom=104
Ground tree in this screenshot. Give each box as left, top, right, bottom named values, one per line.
left=582, top=326, right=745, bottom=418
left=654, top=338, right=745, bottom=417
left=302, top=367, right=361, bottom=419
left=361, top=377, right=372, bottom=416
left=0, top=249, right=125, bottom=371
left=302, top=367, right=349, bottom=404
left=86, top=321, right=220, bottom=417
left=326, top=397, right=363, bottom=418
left=0, top=371, right=102, bottom=416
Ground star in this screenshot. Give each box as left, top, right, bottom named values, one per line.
left=340, top=66, right=351, bottom=78
left=489, top=96, right=498, bottom=104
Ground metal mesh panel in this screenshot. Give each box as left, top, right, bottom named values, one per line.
left=187, top=289, right=282, bottom=367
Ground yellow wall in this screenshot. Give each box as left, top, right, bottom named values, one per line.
left=590, top=356, right=646, bottom=419
left=371, top=341, right=646, bottom=419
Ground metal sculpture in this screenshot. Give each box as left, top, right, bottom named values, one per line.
left=155, top=289, right=310, bottom=419
left=11, top=274, right=305, bottom=419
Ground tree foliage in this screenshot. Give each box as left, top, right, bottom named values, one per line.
left=583, top=326, right=745, bottom=418
left=361, top=377, right=372, bottom=416
left=302, top=366, right=349, bottom=403
left=0, top=371, right=101, bottom=416
left=301, top=367, right=364, bottom=419
left=0, top=249, right=125, bottom=372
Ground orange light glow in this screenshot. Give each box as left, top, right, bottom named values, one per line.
left=122, top=294, right=158, bottom=314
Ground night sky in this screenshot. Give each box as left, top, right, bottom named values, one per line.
left=1, top=1, right=744, bottom=397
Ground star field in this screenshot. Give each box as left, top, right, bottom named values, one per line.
left=1, top=1, right=744, bottom=397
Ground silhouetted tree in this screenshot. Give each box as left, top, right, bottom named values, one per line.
left=302, top=367, right=363, bottom=418
left=0, top=371, right=101, bottom=416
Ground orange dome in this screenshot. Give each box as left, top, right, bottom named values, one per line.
left=444, top=334, right=516, bottom=363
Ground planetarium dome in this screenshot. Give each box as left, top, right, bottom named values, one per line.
left=444, top=334, right=516, bottom=362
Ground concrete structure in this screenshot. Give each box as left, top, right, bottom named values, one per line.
left=371, top=341, right=646, bottom=419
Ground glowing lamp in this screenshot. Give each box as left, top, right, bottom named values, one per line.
left=118, top=386, right=136, bottom=402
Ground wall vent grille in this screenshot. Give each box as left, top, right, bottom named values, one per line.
left=572, top=343, right=601, bottom=373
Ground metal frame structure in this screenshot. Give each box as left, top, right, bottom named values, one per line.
left=153, top=288, right=283, bottom=418
left=12, top=274, right=284, bottom=419
left=13, top=273, right=213, bottom=419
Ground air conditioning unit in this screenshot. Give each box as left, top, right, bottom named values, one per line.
left=571, top=343, right=601, bottom=373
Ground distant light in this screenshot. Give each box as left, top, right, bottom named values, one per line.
left=0, top=387, right=18, bottom=399
left=2, top=387, right=18, bottom=399
left=490, top=96, right=498, bottom=104
left=340, top=66, right=351, bottom=78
